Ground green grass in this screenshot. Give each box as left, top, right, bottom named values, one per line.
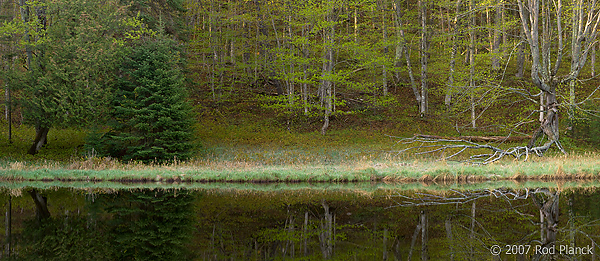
left=2, top=153, right=600, bottom=183
left=0, top=121, right=87, bottom=162
left=2, top=118, right=600, bottom=183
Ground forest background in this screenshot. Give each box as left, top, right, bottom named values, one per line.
left=2, top=0, right=600, bottom=168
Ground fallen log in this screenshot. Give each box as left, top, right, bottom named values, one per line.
left=414, top=134, right=532, bottom=143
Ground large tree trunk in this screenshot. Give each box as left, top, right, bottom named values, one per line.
left=517, top=0, right=600, bottom=154
left=27, top=125, right=49, bottom=155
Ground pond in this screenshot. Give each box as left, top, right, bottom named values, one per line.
left=0, top=182, right=599, bottom=260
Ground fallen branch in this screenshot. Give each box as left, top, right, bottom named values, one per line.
left=414, top=134, right=532, bottom=143
left=389, top=134, right=557, bottom=165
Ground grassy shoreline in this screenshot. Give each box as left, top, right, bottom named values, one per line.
left=2, top=153, right=600, bottom=183
left=3, top=121, right=600, bottom=184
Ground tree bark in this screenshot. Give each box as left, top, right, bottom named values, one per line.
left=379, top=0, right=388, bottom=96
left=320, top=2, right=335, bottom=135
left=27, top=125, right=49, bottom=155
left=393, top=1, right=420, bottom=108
left=592, top=43, right=596, bottom=77
left=446, top=0, right=461, bottom=106
left=516, top=0, right=600, bottom=154
left=469, top=0, right=476, bottom=128
left=516, top=29, right=525, bottom=78
left=419, top=0, right=429, bottom=117
left=491, top=2, right=501, bottom=70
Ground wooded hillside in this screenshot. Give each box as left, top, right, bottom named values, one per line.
left=2, top=0, right=600, bottom=156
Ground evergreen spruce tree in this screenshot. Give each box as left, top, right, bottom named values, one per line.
left=103, top=37, right=194, bottom=163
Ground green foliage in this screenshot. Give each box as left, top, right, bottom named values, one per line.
left=21, top=215, right=112, bottom=260
left=1, top=0, right=125, bottom=131
left=98, top=37, right=195, bottom=163
left=99, top=189, right=194, bottom=260
left=120, top=0, right=188, bottom=39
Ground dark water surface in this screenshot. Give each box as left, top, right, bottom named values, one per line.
left=0, top=183, right=599, bottom=260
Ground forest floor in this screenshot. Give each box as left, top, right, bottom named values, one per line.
left=1, top=116, right=600, bottom=183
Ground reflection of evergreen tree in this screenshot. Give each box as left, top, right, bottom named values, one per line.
left=21, top=213, right=111, bottom=260
left=100, top=189, right=194, bottom=260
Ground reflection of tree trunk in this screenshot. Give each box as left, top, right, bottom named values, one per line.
left=303, top=211, right=309, bottom=257
left=29, top=189, right=50, bottom=221
left=407, top=218, right=421, bottom=261
left=421, top=211, right=428, bottom=261
left=445, top=217, right=454, bottom=261
left=4, top=196, right=11, bottom=258
left=532, top=190, right=560, bottom=260
left=568, top=194, right=575, bottom=254
left=470, top=202, right=475, bottom=260
left=319, top=201, right=333, bottom=259
left=408, top=210, right=428, bottom=261
left=285, top=214, right=295, bottom=258
left=383, top=228, right=388, bottom=260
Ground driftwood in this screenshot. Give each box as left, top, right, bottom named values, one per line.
left=414, top=134, right=532, bottom=143
left=389, top=133, right=548, bottom=165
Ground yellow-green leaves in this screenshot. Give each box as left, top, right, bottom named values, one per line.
left=113, top=14, right=157, bottom=46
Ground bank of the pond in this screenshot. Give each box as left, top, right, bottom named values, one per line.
left=1, top=154, right=600, bottom=183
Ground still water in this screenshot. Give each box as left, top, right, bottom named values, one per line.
left=0, top=183, right=599, bottom=260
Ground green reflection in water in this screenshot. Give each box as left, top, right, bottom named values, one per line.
left=0, top=186, right=598, bottom=260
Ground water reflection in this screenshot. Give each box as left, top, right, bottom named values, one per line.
left=0, top=186, right=598, bottom=260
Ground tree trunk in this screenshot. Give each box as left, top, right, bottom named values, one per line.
left=491, top=2, right=501, bottom=70
left=393, top=1, right=420, bottom=108
left=469, top=0, right=476, bottom=128
left=27, top=125, right=49, bottom=155
left=419, top=0, right=429, bottom=117
left=379, top=0, right=388, bottom=96
left=516, top=30, right=525, bottom=78
left=320, top=3, right=335, bottom=135
left=446, top=0, right=461, bottom=106
left=592, top=43, right=596, bottom=77
left=5, top=83, right=11, bottom=144
left=302, top=24, right=309, bottom=115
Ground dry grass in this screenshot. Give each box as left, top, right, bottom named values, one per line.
left=1, top=152, right=600, bottom=183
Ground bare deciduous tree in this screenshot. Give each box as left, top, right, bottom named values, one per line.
left=518, top=0, right=600, bottom=154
